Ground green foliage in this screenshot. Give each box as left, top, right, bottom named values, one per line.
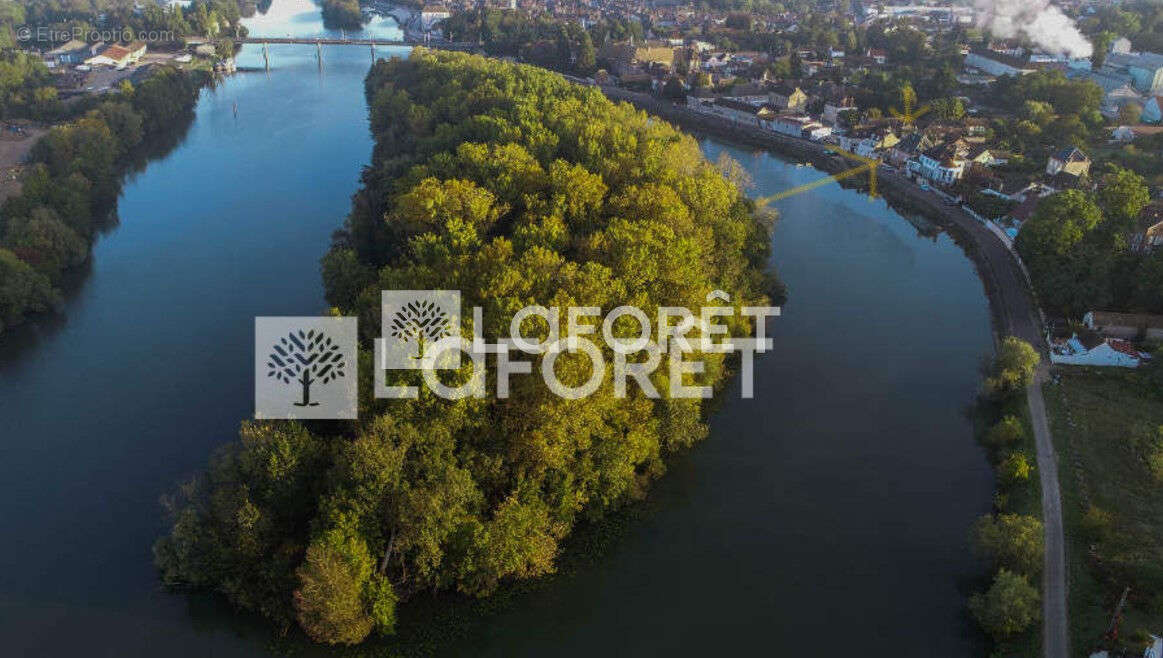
left=930, top=96, right=965, bottom=121
left=973, top=513, right=1045, bottom=576
left=1144, top=426, right=1163, bottom=484
left=969, top=568, right=1041, bottom=641
left=441, top=9, right=617, bottom=77
left=984, top=415, right=1025, bottom=450
left=159, top=50, right=780, bottom=643
left=0, top=246, right=57, bottom=333
left=982, top=337, right=1040, bottom=401
left=1, top=206, right=87, bottom=278
left=0, top=66, right=201, bottom=333
left=320, top=0, right=363, bottom=30
left=9, top=0, right=247, bottom=43
left=1015, top=167, right=1160, bottom=317
left=1079, top=504, right=1114, bottom=543
left=999, top=450, right=1033, bottom=484
left=294, top=528, right=396, bottom=644
left=154, top=421, right=330, bottom=629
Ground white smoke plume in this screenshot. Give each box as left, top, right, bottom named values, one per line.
left=973, top=0, right=1093, bottom=59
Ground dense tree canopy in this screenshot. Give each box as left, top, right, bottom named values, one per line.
left=1015, top=167, right=1161, bottom=318
left=156, top=49, right=781, bottom=644
left=969, top=568, right=1041, bottom=641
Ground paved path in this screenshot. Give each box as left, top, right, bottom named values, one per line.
left=598, top=87, right=1070, bottom=657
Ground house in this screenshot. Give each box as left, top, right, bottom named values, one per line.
left=770, top=114, right=830, bottom=140
left=822, top=99, right=857, bottom=125
left=419, top=5, right=451, bottom=31
left=964, top=49, right=1035, bottom=76
left=1105, top=51, right=1163, bottom=93
left=866, top=48, right=887, bottom=65
left=1131, top=201, right=1163, bottom=252
left=914, top=139, right=970, bottom=185
left=698, top=97, right=775, bottom=126
left=1083, top=310, right=1163, bottom=340
left=44, top=39, right=89, bottom=66
left=768, top=83, right=807, bottom=111
left=1111, top=125, right=1137, bottom=142
left=1005, top=194, right=1041, bottom=226
left=635, top=45, right=677, bottom=70
left=1045, top=147, right=1090, bottom=177
left=1111, top=37, right=1132, bottom=55
left=835, top=127, right=896, bottom=157
left=1143, top=96, right=1163, bottom=123
left=888, top=131, right=934, bottom=168
left=1066, top=67, right=1144, bottom=117
left=85, top=42, right=146, bottom=69
left=1049, top=333, right=1151, bottom=367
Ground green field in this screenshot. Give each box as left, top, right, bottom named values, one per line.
left=1043, top=366, right=1163, bottom=656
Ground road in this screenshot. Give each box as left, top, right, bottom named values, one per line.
left=599, top=87, right=1070, bottom=658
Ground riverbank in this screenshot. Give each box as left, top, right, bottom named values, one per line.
left=598, top=86, right=1069, bottom=657
left=0, top=66, right=207, bottom=337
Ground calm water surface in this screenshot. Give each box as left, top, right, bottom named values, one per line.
left=0, top=2, right=993, bottom=654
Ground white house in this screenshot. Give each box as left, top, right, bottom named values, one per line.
left=914, top=140, right=969, bottom=185
left=1049, top=334, right=1151, bottom=367
left=419, top=5, right=450, bottom=31
left=770, top=115, right=830, bottom=140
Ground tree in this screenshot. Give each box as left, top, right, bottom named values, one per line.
left=1118, top=101, right=1143, bottom=125
left=575, top=32, right=596, bottom=75
left=931, top=96, right=965, bottom=121
left=266, top=329, right=347, bottom=406
left=982, top=337, right=1040, bottom=400
left=662, top=76, right=685, bottom=100
left=999, top=451, right=1033, bottom=484
left=1097, top=165, right=1149, bottom=229
left=1091, top=31, right=1115, bottom=70
left=973, top=514, right=1044, bottom=576
left=984, top=415, right=1025, bottom=449
left=1016, top=191, right=1098, bottom=253
left=294, top=529, right=396, bottom=644
left=969, top=569, right=1041, bottom=641
left=0, top=246, right=56, bottom=333
left=1145, top=426, right=1163, bottom=484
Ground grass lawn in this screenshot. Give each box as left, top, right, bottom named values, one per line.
left=1043, top=366, right=1163, bottom=656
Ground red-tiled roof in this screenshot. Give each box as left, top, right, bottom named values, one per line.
left=1107, top=339, right=1143, bottom=359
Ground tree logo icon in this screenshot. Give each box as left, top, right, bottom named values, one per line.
left=380, top=290, right=461, bottom=370
left=388, top=299, right=452, bottom=360
left=255, top=317, right=358, bottom=420
left=266, top=329, right=347, bottom=406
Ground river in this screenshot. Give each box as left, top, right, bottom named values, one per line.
left=0, top=1, right=994, bottom=655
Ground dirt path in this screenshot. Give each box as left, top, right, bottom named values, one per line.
left=0, top=125, right=48, bottom=205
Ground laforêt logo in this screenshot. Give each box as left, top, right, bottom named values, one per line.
left=255, top=317, right=357, bottom=419
left=381, top=290, right=461, bottom=370
left=388, top=298, right=453, bottom=361
left=266, top=329, right=347, bottom=407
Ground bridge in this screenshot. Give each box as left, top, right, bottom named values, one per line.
left=236, top=37, right=410, bottom=46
